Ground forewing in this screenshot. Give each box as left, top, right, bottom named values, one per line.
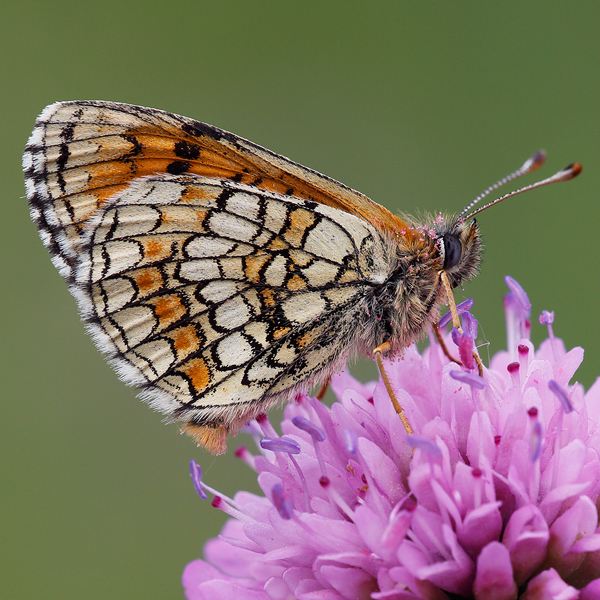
left=23, top=100, right=406, bottom=281
left=74, top=176, right=393, bottom=431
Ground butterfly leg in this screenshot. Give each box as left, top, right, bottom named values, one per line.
left=373, top=342, right=413, bottom=435
left=473, top=351, right=484, bottom=377
left=431, top=322, right=461, bottom=365
left=438, top=271, right=484, bottom=377
left=316, top=378, right=330, bottom=401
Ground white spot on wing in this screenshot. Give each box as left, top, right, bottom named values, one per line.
left=303, top=220, right=353, bottom=263
left=110, top=306, right=157, bottom=347
left=208, top=212, right=258, bottom=242
left=263, top=255, right=287, bottom=287
left=109, top=206, right=161, bottom=239
left=128, top=339, right=175, bottom=378
left=282, top=292, right=326, bottom=324
left=201, top=280, right=241, bottom=303
left=217, top=332, right=253, bottom=367
left=226, top=192, right=260, bottom=221
left=99, top=240, right=143, bottom=280
left=179, top=259, right=220, bottom=282
left=215, top=295, right=250, bottom=329
left=186, top=237, right=235, bottom=258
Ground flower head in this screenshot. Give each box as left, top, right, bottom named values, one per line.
left=183, top=278, right=600, bottom=599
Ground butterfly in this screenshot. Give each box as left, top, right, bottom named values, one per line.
left=22, top=101, right=580, bottom=453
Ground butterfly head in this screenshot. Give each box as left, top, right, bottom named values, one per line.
left=434, top=216, right=482, bottom=290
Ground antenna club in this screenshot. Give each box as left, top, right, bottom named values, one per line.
left=552, top=162, right=582, bottom=183
left=521, top=150, right=546, bottom=174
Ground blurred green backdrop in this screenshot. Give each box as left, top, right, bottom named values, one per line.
left=2, top=2, right=598, bottom=598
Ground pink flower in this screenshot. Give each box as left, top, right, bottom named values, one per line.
left=182, top=278, right=600, bottom=599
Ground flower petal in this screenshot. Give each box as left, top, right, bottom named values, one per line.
left=473, top=541, right=517, bottom=600
left=502, top=505, right=549, bottom=586
left=182, top=560, right=269, bottom=600
left=458, top=502, right=503, bottom=559
left=544, top=495, right=598, bottom=578
left=580, top=578, right=600, bottom=600
left=357, top=436, right=407, bottom=506
left=520, top=568, right=578, bottom=600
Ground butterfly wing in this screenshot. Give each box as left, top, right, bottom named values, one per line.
left=23, top=101, right=407, bottom=282
left=23, top=101, right=407, bottom=452
left=74, top=175, right=392, bottom=451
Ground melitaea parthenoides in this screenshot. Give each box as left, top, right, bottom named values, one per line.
left=22, top=101, right=581, bottom=453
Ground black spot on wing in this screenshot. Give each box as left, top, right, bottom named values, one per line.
left=174, top=140, right=201, bottom=160
left=181, top=121, right=223, bottom=140
left=56, top=123, right=73, bottom=194
left=122, top=134, right=143, bottom=158
left=167, top=160, right=191, bottom=175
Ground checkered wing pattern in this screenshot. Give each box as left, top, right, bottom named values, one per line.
left=23, top=101, right=398, bottom=452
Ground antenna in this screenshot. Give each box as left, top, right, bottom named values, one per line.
left=457, top=151, right=581, bottom=222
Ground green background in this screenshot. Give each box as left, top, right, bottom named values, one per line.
left=2, top=2, right=598, bottom=598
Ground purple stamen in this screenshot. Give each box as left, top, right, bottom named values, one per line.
left=292, top=416, right=326, bottom=442
left=260, top=436, right=301, bottom=454
left=271, top=483, right=294, bottom=520
left=505, top=276, right=531, bottom=312
left=462, top=312, right=478, bottom=339
left=210, top=494, right=256, bottom=522
left=189, top=460, right=208, bottom=500
left=503, top=293, right=520, bottom=315
left=450, top=370, right=487, bottom=389
left=548, top=380, right=573, bottom=413
left=540, top=310, right=558, bottom=362
left=292, top=417, right=329, bottom=478
left=504, top=279, right=532, bottom=354
left=530, top=421, right=543, bottom=462
left=438, top=298, right=474, bottom=328
left=407, top=435, right=442, bottom=457
left=451, top=327, right=460, bottom=346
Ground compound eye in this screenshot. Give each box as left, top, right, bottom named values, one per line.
left=442, top=234, right=462, bottom=270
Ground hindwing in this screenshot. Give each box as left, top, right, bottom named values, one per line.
left=74, top=176, right=393, bottom=431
